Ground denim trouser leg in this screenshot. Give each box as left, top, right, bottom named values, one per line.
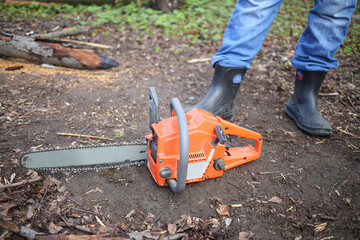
left=213, top=0, right=357, bottom=71
left=291, top=0, right=357, bottom=72
left=212, top=0, right=283, bottom=69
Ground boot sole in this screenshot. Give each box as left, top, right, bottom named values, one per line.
left=284, top=105, right=332, bottom=137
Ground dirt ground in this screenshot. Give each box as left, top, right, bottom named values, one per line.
left=1, top=15, right=360, bottom=240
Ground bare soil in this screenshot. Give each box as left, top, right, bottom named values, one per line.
left=0, top=17, right=359, bottom=240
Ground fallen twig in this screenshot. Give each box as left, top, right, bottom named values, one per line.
left=32, top=28, right=89, bottom=40
left=73, top=207, right=98, bottom=216
left=74, top=225, right=96, bottom=234
left=336, top=127, right=360, bottom=139
left=57, top=38, right=113, bottom=49
left=226, top=181, right=244, bottom=192
left=57, top=132, right=114, bottom=141
left=318, top=92, right=339, bottom=97
left=329, top=182, right=339, bottom=197
left=36, top=233, right=130, bottom=239
left=0, top=220, right=42, bottom=239
left=0, top=176, right=42, bottom=189
left=95, top=216, right=106, bottom=227
left=260, top=171, right=279, bottom=175
left=279, top=173, right=304, bottom=201
left=187, top=58, right=211, bottom=63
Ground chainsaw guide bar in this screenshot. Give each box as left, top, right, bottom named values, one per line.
left=20, top=141, right=147, bottom=171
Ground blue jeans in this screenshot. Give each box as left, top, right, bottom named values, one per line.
left=212, top=0, right=357, bottom=72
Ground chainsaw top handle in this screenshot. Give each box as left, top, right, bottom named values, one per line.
left=167, top=98, right=189, bottom=193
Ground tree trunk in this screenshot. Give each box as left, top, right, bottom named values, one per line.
left=0, top=33, right=119, bottom=70
left=150, top=0, right=184, bottom=13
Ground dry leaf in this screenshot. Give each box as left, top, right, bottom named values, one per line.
left=211, top=218, right=221, bottom=228
left=314, top=222, right=327, bottom=232
left=0, top=192, right=9, bottom=202
left=211, top=196, right=223, bottom=203
left=168, top=223, right=177, bottom=235
left=186, top=215, right=192, bottom=225
left=26, top=205, right=34, bottom=219
left=0, top=202, right=17, bottom=217
left=268, top=196, right=282, bottom=204
left=144, top=212, right=156, bottom=225
left=45, top=176, right=61, bottom=187
left=13, top=148, right=22, bottom=153
left=216, top=204, right=230, bottom=216
left=10, top=173, right=16, bottom=184
left=49, top=200, right=58, bottom=212
left=239, top=231, right=255, bottom=240
left=27, top=170, right=38, bottom=179
left=48, top=222, right=63, bottom=234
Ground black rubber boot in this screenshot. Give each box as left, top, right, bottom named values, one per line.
left=186, top=64, right=246, bottom=121
left=284, top=70, right=332, bottom=136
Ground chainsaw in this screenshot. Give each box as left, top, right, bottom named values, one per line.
left=20, top=87, right=263, bottom=193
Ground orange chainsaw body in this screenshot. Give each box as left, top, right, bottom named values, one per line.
left=146, top=108, right=263, bottom=187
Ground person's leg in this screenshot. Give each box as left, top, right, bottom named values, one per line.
left=188, top=0, right=283, bottom=121
left=213, top=0, right=283, bottom=69
left=286, top=0, right=357, bottom=136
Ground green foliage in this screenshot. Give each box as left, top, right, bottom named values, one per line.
left=0, top=3, right=76, bottom=19
left=0, top=0, right=358, bottom=54
left=268, top=0, right=313, bottom=41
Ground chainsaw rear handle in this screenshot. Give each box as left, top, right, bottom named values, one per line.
left=218, top=118, right=263, bottom=170
left=167, top=98, right=189, bottom=193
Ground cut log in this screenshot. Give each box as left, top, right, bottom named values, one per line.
left=0, top=32, right=119, bottom=70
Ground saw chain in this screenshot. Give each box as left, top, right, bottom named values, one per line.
left=20, top=140, right=148, bottom=172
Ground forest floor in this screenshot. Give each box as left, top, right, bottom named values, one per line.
left=0, top=4, right=359, bottom=240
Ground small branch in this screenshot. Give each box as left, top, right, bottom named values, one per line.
left=75, top=225, right=96, bottom=234
left=329, top=182, right=339, bottom=197
left=57, top=132, right=114, bottom=141
left=187, top=58, right=211, bottom=63
left=336, top=127, right=360, bottom=139
left=0, top=176, right=42, bottom=189
left=318, top=92, right=339, bottom=97
left=32, top=28, right=89, bottom=40
left=0, top=220, right=42, bottom=239
left=57, top=38, right=113, bottom=49
left=260, top=171, right=279, bottom=175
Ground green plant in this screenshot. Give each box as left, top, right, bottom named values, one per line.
left=1, top=0, right=358, bottom=53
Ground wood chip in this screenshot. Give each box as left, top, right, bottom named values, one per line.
left=314, top=222, right=327, bottom=232
left=95, top=215, right=106, bottom=227
left=268, top=196, right=283, bottom=204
